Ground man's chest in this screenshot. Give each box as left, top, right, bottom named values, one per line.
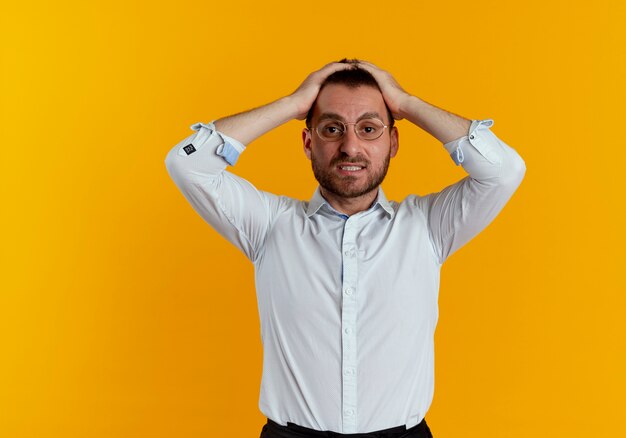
left=254, top=209, right=441, bottom=316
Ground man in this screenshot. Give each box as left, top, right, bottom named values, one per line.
left=164, top=59, right=526, bottom=438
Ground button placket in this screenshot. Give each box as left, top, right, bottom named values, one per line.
left=340, top=217, right=358, bottom=433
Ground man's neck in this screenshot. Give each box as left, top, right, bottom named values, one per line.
left=319, top=187, right=379, bottom=216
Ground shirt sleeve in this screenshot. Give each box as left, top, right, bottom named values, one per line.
left=164, top=121, right=282, bottom=262
left=418, top=119, right=527, bottom=264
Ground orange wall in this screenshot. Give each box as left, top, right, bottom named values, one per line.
left=1, top=1, right=624, bottom=436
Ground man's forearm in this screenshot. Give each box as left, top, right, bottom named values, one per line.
left=213, top=96, right=299, bottom=146
left=213, top=62, right=353, bottom=146
left=398, top=96, right=472, bottom=144
left=355, top=62, right=472, bottom=144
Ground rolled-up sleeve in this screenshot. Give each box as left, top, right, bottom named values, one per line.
left=164, top=122, right=281, bottom=262
left=419, top=119, right=526, bottom=264
left=166, top=121, right=246, bottom=174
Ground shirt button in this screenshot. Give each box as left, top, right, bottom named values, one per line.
left=344, top=368, right=355, bottom=376
left=345, top=409, right=355, bottom=416
left=344, top=287, right=353, bottom=296
left=344, top=327, right=353, bottom=335
left=469, top=134, right=475, bottom=140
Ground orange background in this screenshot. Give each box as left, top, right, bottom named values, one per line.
left=1, top=1, right=624, bottom=437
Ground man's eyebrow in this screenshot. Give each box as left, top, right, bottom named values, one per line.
left=318, top=111, right=383, bottom=122
left=357, top=111, right=382, bottom=121
left=318, top=112, right=346, bottom=122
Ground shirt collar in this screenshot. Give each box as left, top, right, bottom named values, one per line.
left=305, top=186, right=395, bottom=219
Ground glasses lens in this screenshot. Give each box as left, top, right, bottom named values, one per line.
left=355, top=118, right=385, bottom=140
left=317, top=120, right=345, bottom=141
left=315, top=118, right=386, bottom=141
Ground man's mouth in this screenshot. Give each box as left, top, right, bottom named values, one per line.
left=339, top=165, right=364, bottom=171
left=336, top=160, right=368, bottom=173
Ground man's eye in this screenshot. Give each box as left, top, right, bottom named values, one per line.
left=323, top=124, right=343, bottom=135
left=359, top=124, right=378, bottom=133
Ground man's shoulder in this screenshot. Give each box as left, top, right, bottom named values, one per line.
left=390, top=194, right=431, bottom=217
left=267, top=193, right=308, bottom=215
left=393, top=193, right=427, bottom=207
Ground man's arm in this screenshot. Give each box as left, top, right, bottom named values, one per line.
left=359, top=60, right=471, bottom=143
left=360, top=61, right=526, bottom=263
left=164, top=63, right=350, bottom=261
left=213, top=62, right=352, bottom=145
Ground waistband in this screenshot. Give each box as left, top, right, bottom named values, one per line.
left=266, top=417, right=428, bottom=437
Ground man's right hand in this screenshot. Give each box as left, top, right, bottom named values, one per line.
left=214, top=62, right=351, bottom=146
left=288, top=62, right=354, bottom=120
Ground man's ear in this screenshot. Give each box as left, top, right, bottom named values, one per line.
left=302, top=128, right=312, bottom=160
left=390, top=126, right=399, bottom=158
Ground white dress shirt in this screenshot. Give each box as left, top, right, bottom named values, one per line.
left=164, top=119, right=526, bottom=433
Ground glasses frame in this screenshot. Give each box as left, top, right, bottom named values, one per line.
left=310, top=118, right=389, bottom=142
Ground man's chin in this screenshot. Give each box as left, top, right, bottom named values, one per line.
left=321, top=181, right=378, bottom=199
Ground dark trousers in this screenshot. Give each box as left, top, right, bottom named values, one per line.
left=260, top=418, right=433, bottom=438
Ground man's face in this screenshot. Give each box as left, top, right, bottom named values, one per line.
left=302, top=84, right=399, bottom=200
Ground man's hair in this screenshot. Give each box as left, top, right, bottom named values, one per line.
left=305, top=58, right=395, bottom=129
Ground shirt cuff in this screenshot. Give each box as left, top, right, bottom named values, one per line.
left=444, top=119, right=495, bottom=165
left=186, top=121, right=246, bottom=166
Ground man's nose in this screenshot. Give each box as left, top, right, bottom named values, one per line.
left=339, top=128, right=363, bottom=157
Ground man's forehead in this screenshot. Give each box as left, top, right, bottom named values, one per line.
left=313, top=84, right=386, bottom=118
left=317, top=83, right=384, bottom=101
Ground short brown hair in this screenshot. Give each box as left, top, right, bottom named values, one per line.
left=305, top=59, right=395, bottom=129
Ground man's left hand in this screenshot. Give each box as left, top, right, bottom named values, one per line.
left=357, top=61, right=413, bottom=121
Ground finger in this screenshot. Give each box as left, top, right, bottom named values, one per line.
left=307, top=62, right=354, bottom=86
left=356, top=60, right=381, bottom=71
left=318, top=61, right=353, bottom=76
left=356, top=62, right=383, bottom=79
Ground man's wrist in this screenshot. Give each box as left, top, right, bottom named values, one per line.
left=396, top=94, right=421, bottom=121
left=281, top=94, right=310, bottom=121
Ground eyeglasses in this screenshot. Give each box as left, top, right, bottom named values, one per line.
left=311, top=118, right=388, bottom=142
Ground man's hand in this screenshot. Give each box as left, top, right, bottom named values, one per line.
left=214, top=62, right=352, bottom=145
left=288, top=62, right=354, bottom=120
left=357, top=61, right=413, bottom=121
left=359, top=60, right=471, bottom=143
